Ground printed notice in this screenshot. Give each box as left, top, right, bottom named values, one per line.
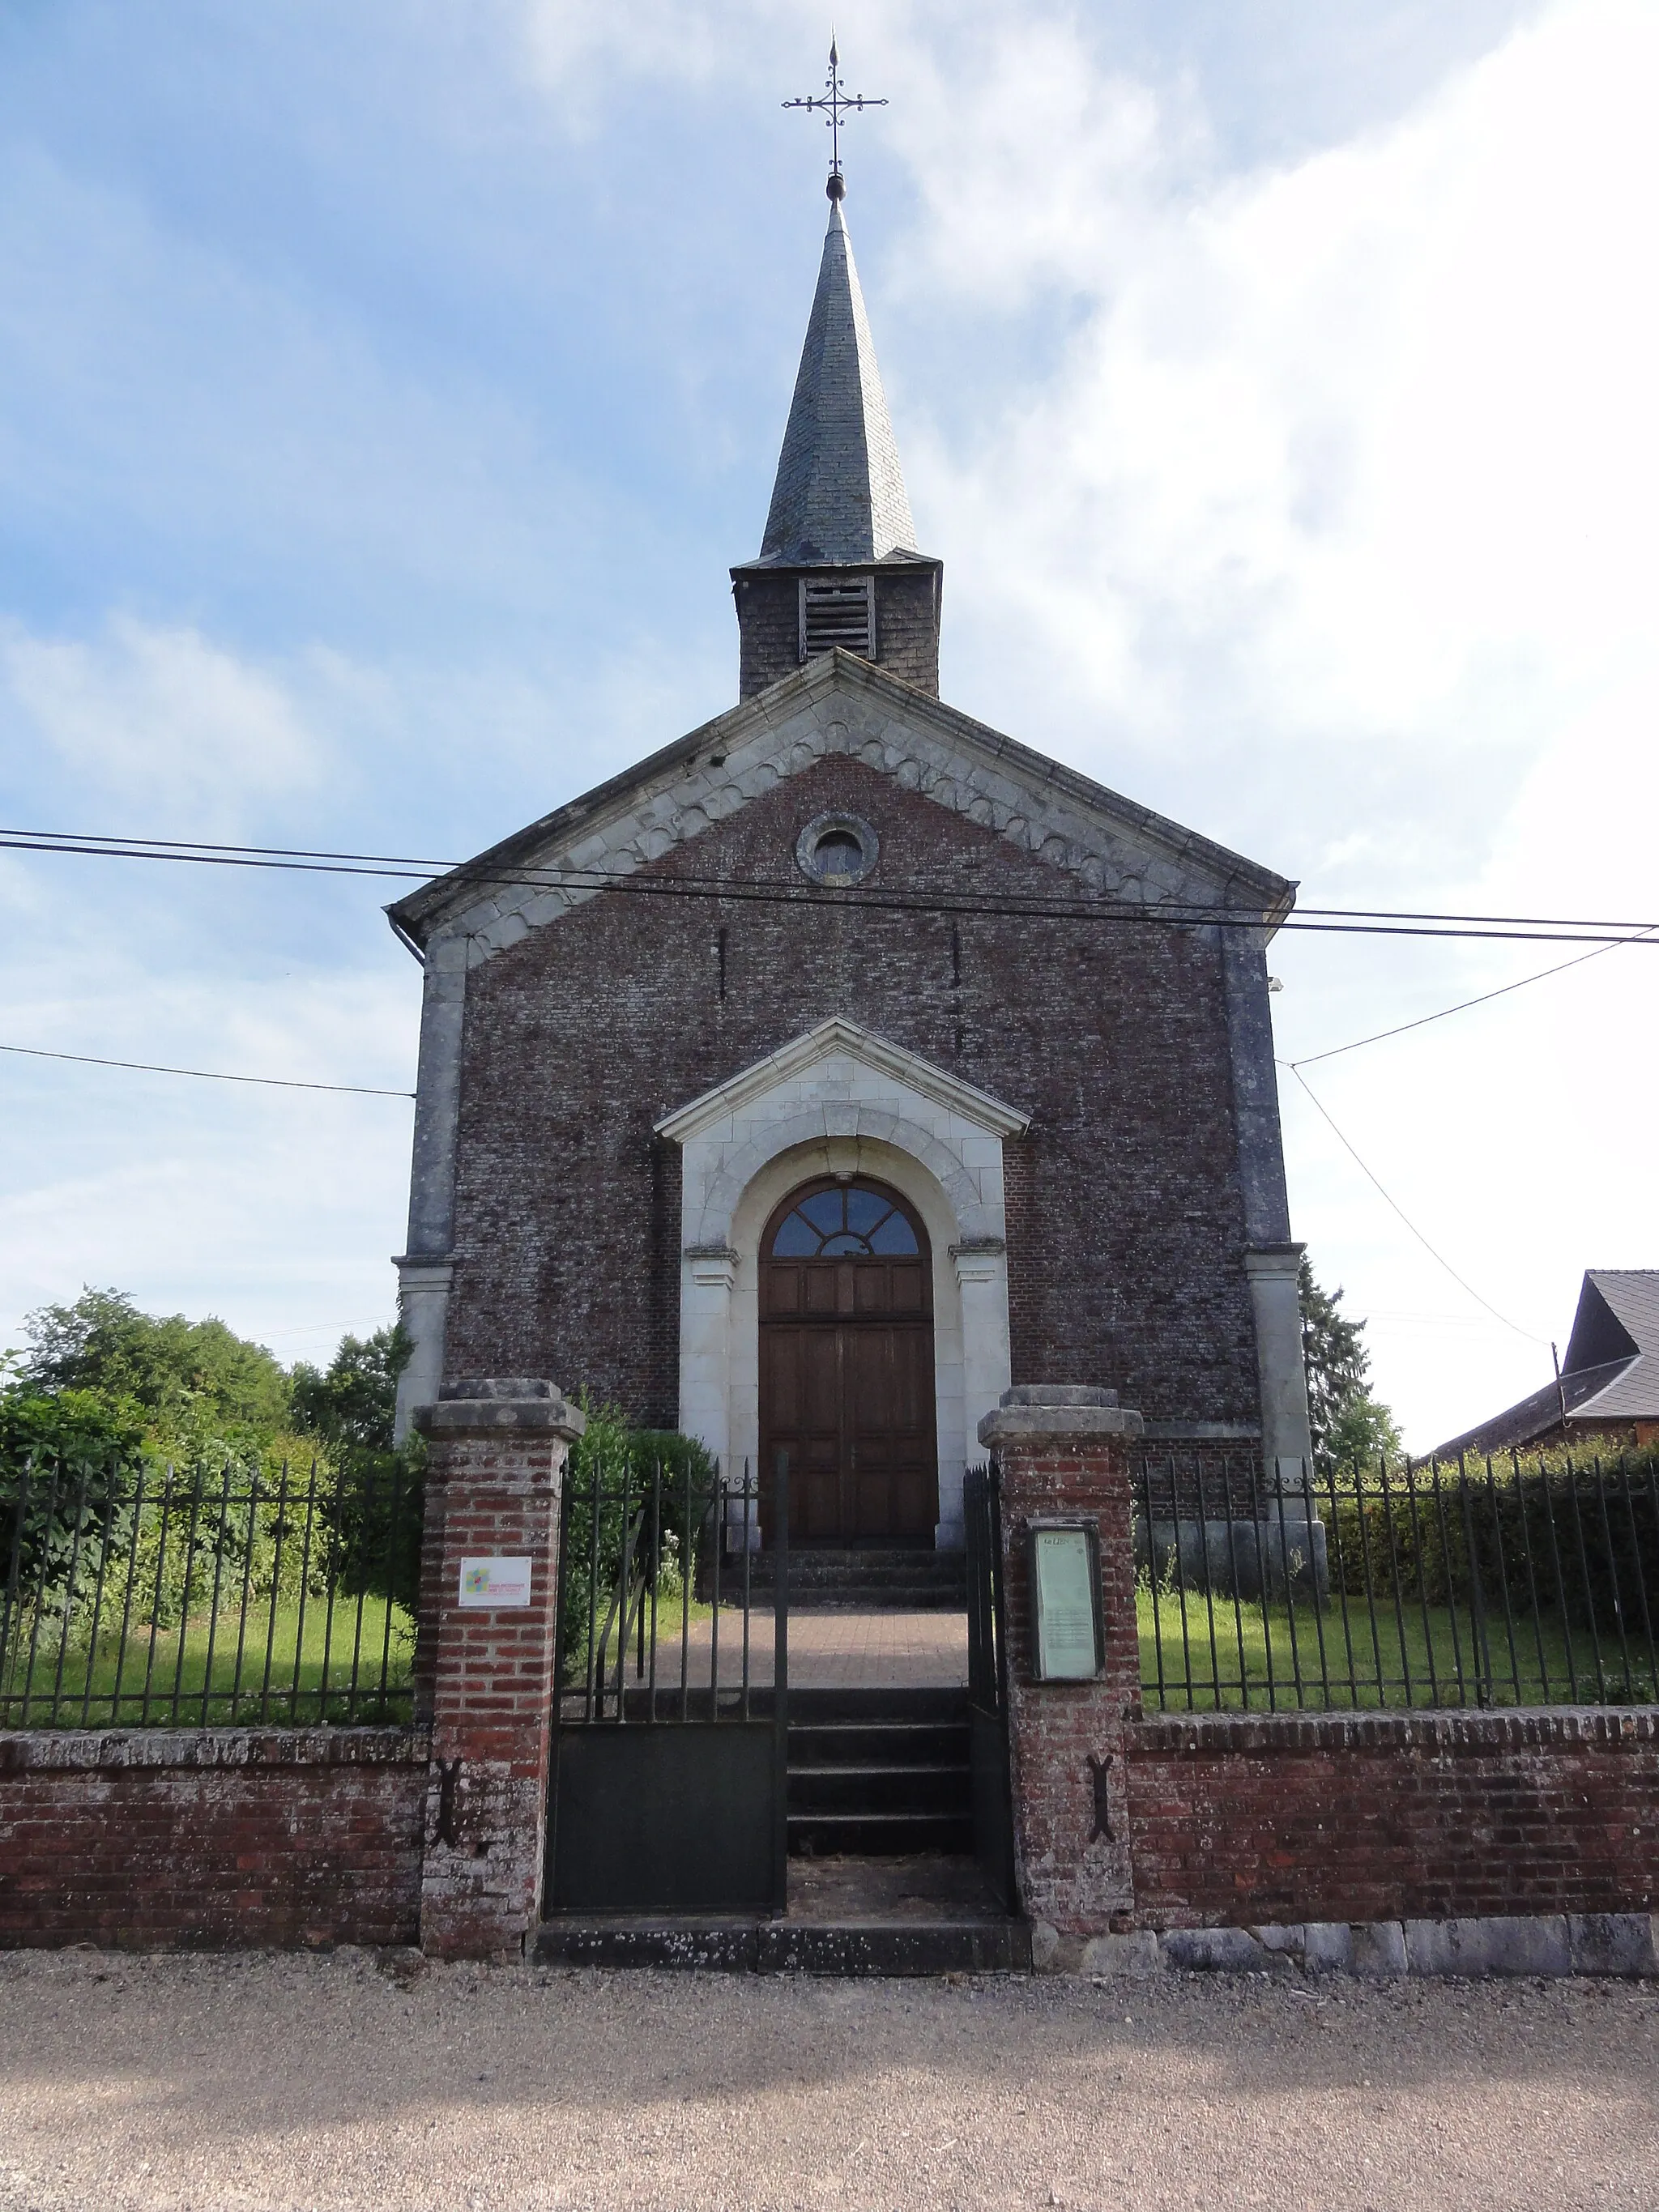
left=1031, top=1528, right=1102, bottom=1681
left=458, top=1556, right=532, bottom=1609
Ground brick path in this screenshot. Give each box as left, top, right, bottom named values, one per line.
left=593, top=1607, right=969, bottom=1691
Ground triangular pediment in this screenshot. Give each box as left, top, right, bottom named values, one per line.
left=654, top=1016, right=1030, bottom=1145
left=388, top=651, right=1294, bottom=965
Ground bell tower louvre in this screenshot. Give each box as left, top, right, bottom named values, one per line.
left=731, top=174, right=942, bottom=700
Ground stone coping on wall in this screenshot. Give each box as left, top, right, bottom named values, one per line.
left=0, top=1725, right=431, bottom=1775
left=1132, top=1706, right=1659, bottom=1756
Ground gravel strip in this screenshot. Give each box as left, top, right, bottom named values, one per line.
left=2, top=1947, right=1656, bottom=2210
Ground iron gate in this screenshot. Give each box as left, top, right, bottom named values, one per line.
left=964, top=1460, right=1017, bottom=1908
left=544, top=1455, right=790, bottom=1916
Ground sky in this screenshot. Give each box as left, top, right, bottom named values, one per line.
left=1, top=0, right=1655, bottom=1448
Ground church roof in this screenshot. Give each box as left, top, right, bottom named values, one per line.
left=748, top=198, right=923, bottom=569
left=386, top=650, right=1296, bottom=962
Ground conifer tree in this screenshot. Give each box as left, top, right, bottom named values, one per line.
left=1298, top=1255, right=1402, bottom=1471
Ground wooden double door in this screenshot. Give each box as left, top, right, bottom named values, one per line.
left=759, top=1177, right=939, bottom=1546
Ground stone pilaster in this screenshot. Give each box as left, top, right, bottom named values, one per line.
left=412, top=1379, right=585, bottom=1960
left=978, top=1384, right=1145, bottom=1961
left=1243, top=1242, right=1315, bottom=1481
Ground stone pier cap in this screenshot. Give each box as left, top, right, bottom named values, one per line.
left=978, top=1383, right=1144, bottom=1452
left=413, top=1378, right=587, bottom=1439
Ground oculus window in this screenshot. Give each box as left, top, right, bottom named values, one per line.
left=795, top=810, right=880, bottom=889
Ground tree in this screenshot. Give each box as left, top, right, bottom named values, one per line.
left=1299, top=1255, right=1402, bottom=1472
left=291, top=1325, right=420, bottom=1608
left=289, top=1326, right=408, bottom=1455
left=0, top=1384, right=148, bottom=1613
left=18, top=1287, right=290, bottom=1452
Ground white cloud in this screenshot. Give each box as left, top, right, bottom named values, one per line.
left=874, top=0, right=1659, bottom=1446
left=1, top=615, right=322, bottom=836
left=906, top=0, right=1659, bottom=780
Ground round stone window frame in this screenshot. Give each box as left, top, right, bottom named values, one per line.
left=795, top=810, right=881, bottom=889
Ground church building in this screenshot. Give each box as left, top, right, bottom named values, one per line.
left=387, top=175, right=1313, bottom=1553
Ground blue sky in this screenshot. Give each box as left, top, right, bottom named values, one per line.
left=2, top=0, right=1655, bottom=1445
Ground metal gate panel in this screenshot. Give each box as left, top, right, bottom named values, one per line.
left=544, top=1460, right=789, bottom=1919
left=552, top=1723, right=778, bottom=1913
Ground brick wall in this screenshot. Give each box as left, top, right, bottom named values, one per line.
left=1128, top=1708, right=1659, bottom=1928
left=0, top=1728, right=428, bottom=1950
left=445, top=753, right=1259, bottom=1431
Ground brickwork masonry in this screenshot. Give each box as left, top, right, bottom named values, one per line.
left=445, top=754, right=1261, bottom=1432
left=1128, top=1705, right=1659, bottom=1930
left=412, top=1385, right=582, bottom=1960
left=0, top=1727, right=427, bottom=1950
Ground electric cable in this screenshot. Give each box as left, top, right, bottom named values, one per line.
left=1289, top=929, right=1657, bottom=1068
left=0, top=1042, right=412, bottom=1098
left=2, top=827, right=1657, bottom=946
left=1282, top=1061, right=1546, bottom=1344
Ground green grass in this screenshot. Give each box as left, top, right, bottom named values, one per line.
left=1138, top=1586, right=1659, bottom=1711
left=0, top=1592, right=416, bottom=1728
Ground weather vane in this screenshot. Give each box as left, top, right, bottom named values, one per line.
left=783, top=36, right=887, bottom=199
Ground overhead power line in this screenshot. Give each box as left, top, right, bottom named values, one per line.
left=1289, top=927, right=1657, bottom=1068
left=1283, top=1062, right=1545, bottom=1345
left=2, top=826, right=1657, bottom=946
left=0, top=1042, right=412, bottom=1098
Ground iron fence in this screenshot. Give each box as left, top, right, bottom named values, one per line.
left=556, top=1460, right=770, bottom=1722
left=0, top=1457, right=421, bottom=1729
left=1137, top=1449, right=1659, bottom=1712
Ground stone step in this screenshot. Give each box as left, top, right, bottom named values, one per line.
left=535, top=1915, right=1031, bottom=1975
left=735, top=1548, right=969, bottom=1611
left=790, top=1761, right=972, bottom=1818
left=788, top=1810, right=975, bottom=1856
left=787, top=1719, right=970, bottom=1767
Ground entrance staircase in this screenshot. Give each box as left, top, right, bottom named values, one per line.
left=740, top=1546, right=968, bottom=1611
left=787, top=1687, right=973, bottom=1856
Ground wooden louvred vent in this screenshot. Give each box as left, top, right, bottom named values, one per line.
left=799, top=574, right=875, bottom=663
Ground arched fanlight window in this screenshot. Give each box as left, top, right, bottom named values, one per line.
left=768, top=1182, right=921, bottom=1259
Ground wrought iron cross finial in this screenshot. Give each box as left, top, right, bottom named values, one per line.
left=783, top=36, right=887, bottom=200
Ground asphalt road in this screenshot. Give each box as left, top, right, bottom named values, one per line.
left=2, top=1947, right=1656, bottom=2210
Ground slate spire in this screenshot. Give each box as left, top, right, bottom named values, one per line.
left=757, top=194, right=919, bottom=567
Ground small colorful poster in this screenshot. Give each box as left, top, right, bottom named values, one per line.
left=457, top=1556, right=533, bottom=1609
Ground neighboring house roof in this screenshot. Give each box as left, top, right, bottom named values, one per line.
left=385, top=650, right=1297, bottom=965
left=1428, top=1269, right=1659, bottom=1460
left=749, top=198, right=921, bottom=570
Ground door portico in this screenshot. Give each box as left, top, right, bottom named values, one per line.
left=654, top=1018, right=1029, bottom=1549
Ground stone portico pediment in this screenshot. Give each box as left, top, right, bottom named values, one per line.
left=655, top=1016, right=1029, bottom=1256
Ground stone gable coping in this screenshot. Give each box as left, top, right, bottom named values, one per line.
left=387, top=654, right=1295, bottom=970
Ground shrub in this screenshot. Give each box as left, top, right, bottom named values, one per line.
left=1322, top=1452, right=1659, bottom=1639
left=559, top=1403, right=719, bottom=1683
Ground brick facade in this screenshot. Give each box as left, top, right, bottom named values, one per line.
left=443, top=753, right=1260, bottom=1434
left=1127, top=1707, right=1659, bottom=1929
left=0, top=1728, right=426, bottom=1950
